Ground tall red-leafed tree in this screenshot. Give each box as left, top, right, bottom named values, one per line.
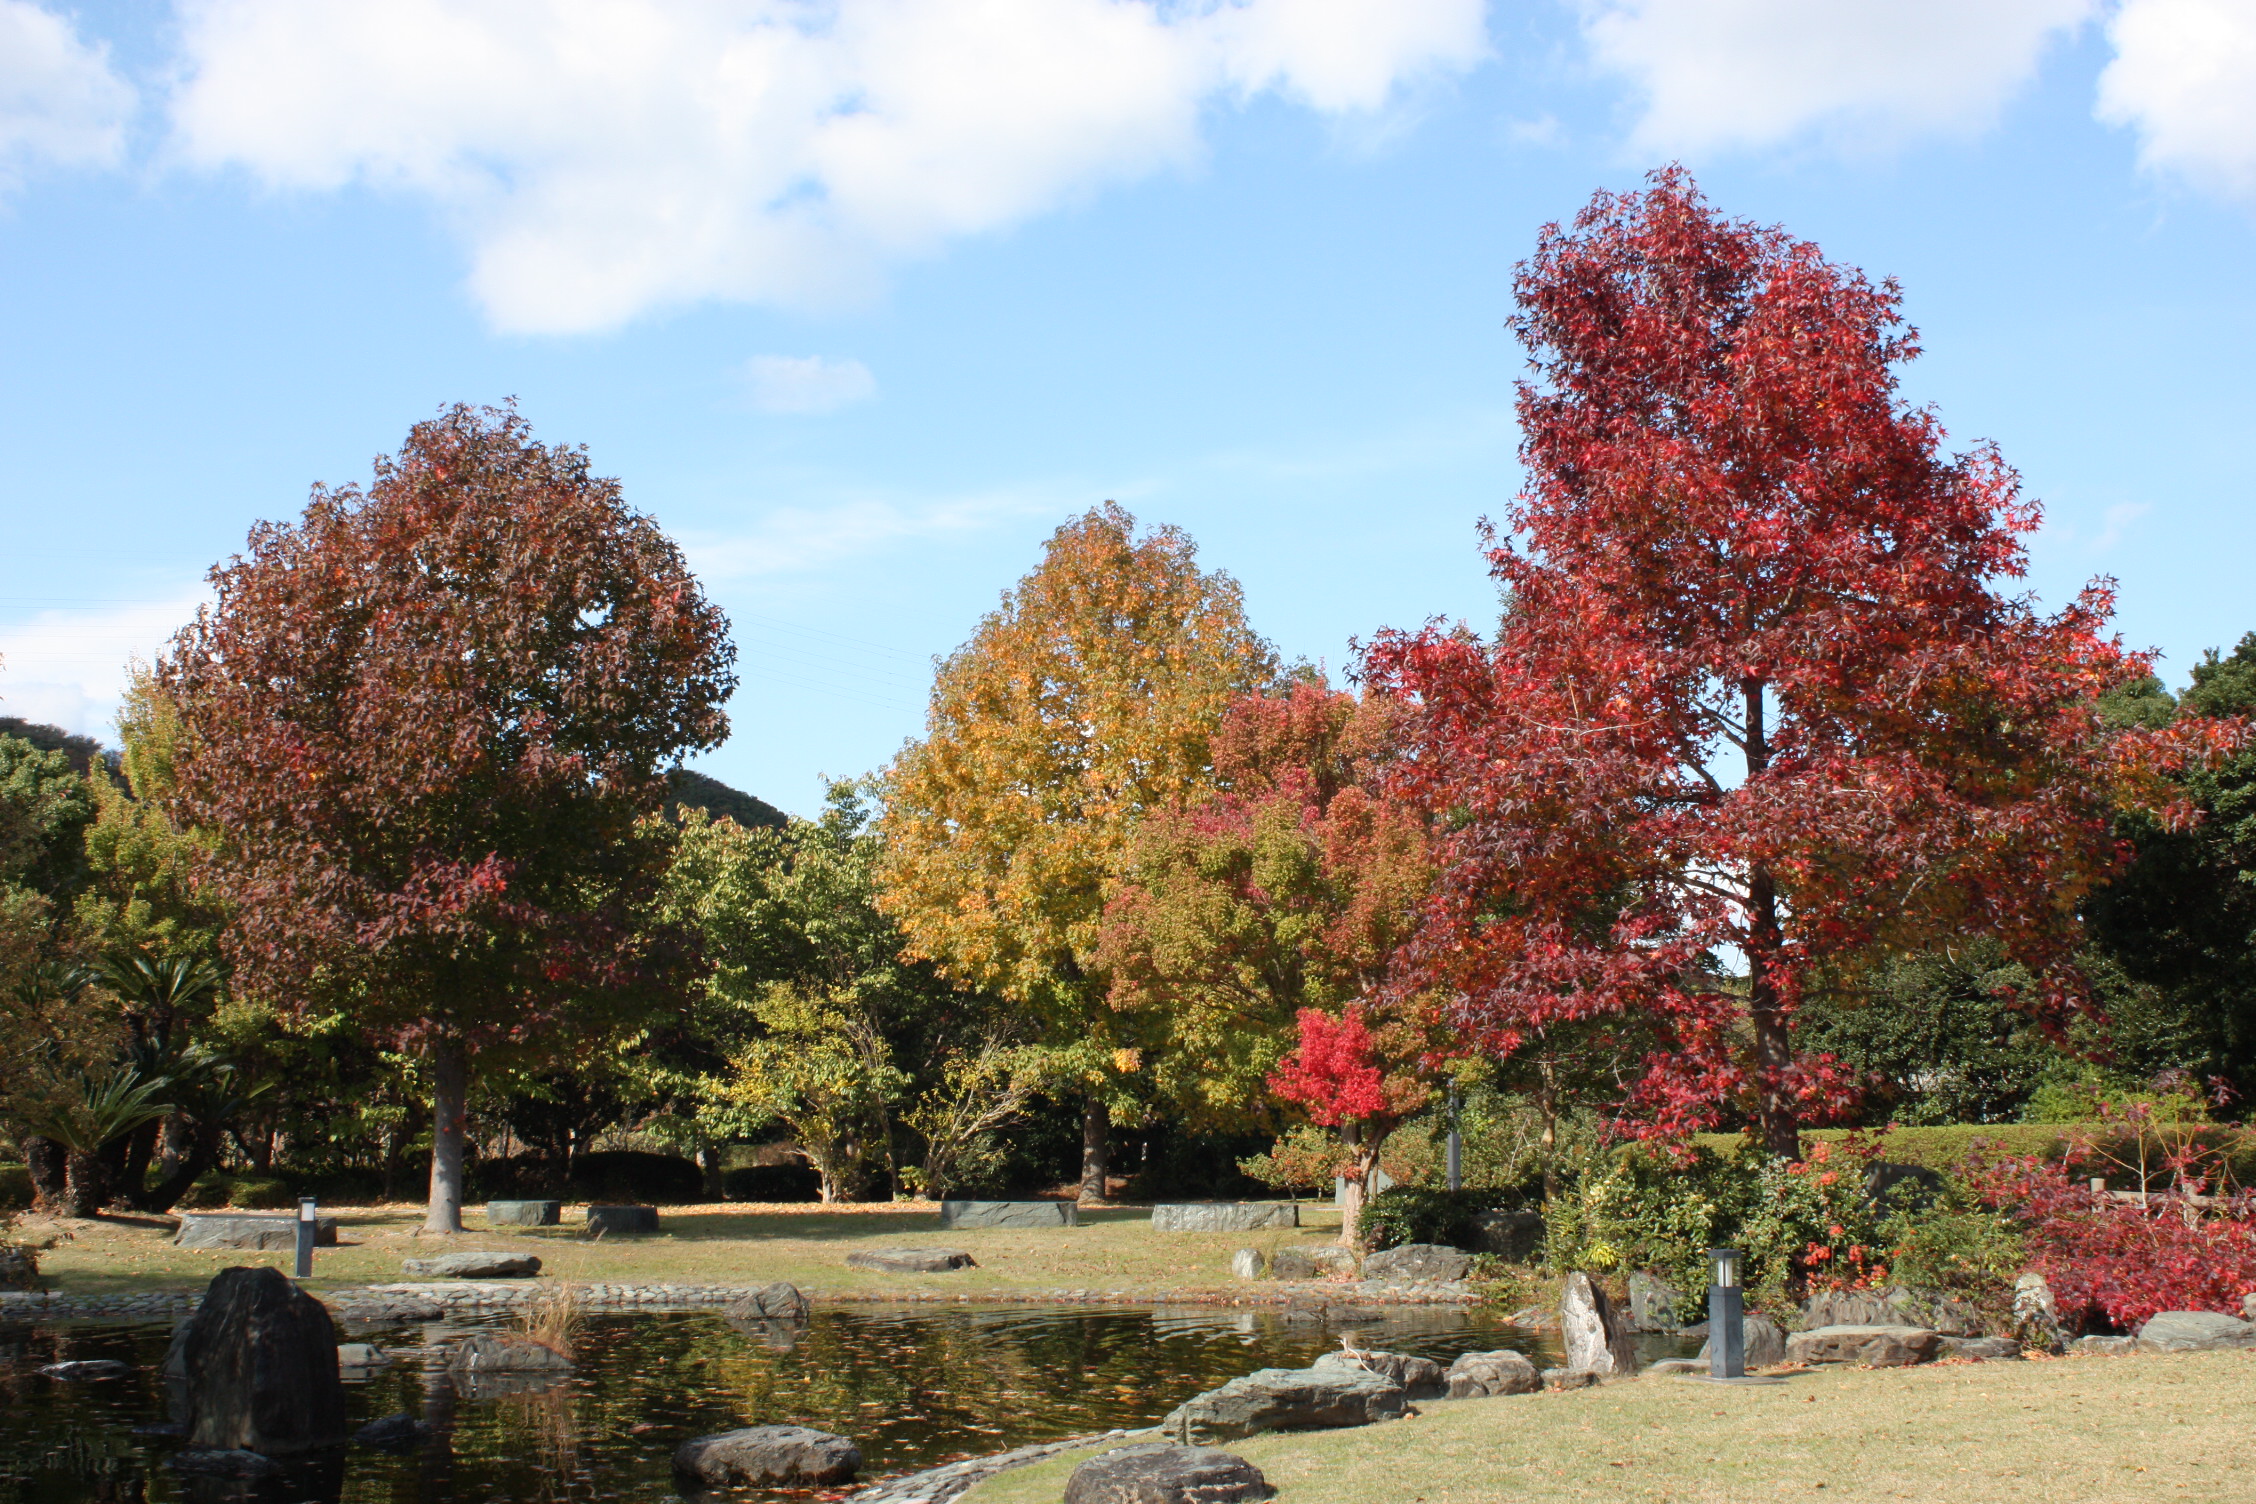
left=161, top=404, right=735, bottom=1231
left=1363, top=170, right=2194, bottom=1158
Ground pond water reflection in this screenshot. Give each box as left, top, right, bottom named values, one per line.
left=0, top=1303, right=1571, bottom=1504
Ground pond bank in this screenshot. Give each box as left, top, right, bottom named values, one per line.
left=0, top=1277, right=1479, bottom=1322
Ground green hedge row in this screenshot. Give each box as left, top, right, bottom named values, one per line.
left=1693, top=1122, right=2256, bottom=1182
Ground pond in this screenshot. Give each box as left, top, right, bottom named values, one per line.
left=0, top=1302, right=1610, bottom=1503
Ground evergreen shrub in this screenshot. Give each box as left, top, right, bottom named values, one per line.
left=1359, top=1186, right=1515, bottom=1251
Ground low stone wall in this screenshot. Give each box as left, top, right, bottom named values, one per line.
left=938, top=1201, right=1079, bottom=1229
left=1151, top=1203, right=1298, bottom=1233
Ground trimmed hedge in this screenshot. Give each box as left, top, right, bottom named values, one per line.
left=722, top=1163, right=821, bottom=1202
left=1693, top=1123, right=2256, bottom=1183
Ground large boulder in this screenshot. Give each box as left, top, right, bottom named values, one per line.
left=1152, top=1203, right=1298, bottom=1233
left=672, top=1425, right=860, bottom=1488
left=2012, top=1272, right=2066, bottom=1354
left=1360, top=1244, right=1472, bottom=1284
left=486, top=1200, right=561, bottom=1227
left=1161, top=1367, right=1407, bottom=1444
left=1696, top=1314, right=1787, bottom=1369
left=1627, top=1271, right=1685, bottom=1332
left=1064, top=1443, right=1274, bottom=1504
left=1269, top=1246, right=1356, bottom=1281
left=399, top=1251, right=541, bottom=1279
left=1561, top=1272, right=1639, bottom=1376
left=845, top=1247, right=977, bottom=1273
left=1786, top=1325, right=1941, bottom=1368
left=1470, top=1210, right=1544, bottom=1261
left=1443, top=1349, right=1540, bottom=1398
left=1311, top=1348, right=1447, bottom=1399
left=179, top=1265, right=349, bottom=1455
left=2135, top=1311, right=2256, bottom=1352
left=174, top=1214, right=339, bottom=1251
left=939, top=1200, right=1079, bottom=1228
left=724, top=1282, right=811, bottom=1323
left=1804, top=1285, right=1978, bottom=1337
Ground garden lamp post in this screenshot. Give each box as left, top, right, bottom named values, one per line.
left=1446, top=1089, right=1462, bottom=1193
left=296, top=1196, right=318, bottom=1279
left=1707, top=1247, right=1744, bottom=1379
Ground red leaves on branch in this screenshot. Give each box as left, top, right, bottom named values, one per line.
left=1269, top=1005, right=1422, bottom=1127
left=160, top=403, right=736, bottom=1052
left=1362, top=169, right=2202, bottom=1153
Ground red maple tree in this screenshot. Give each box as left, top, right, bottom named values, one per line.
left=1269, top=1003, right=1428, bottom=1244
left=162, top=404, right=736, bottom=1230
left=1363, top=170, right=2198, bottom=1157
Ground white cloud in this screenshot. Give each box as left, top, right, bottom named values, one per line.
left=1579, top=0, right=2094, bottom=154
left=744, top=354, right=878, bottom=415
left=0, top=0, right=135, bottom=190
left=685, top=485, right=1059, bottom=580
left=2098, top=0, right=2256, bottom=200
left=0, top=589, right=209, bottom=742
left=166, top=0, right=1488, bottom=334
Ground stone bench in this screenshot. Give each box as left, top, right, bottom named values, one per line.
left=938, top=1200, right=1078, bottom=1229
left=585, top=1204, right=660, bottom=1237
left=174, top=1214, right=339, bottom=1251
left=486, top=1200, right=561, bottom=1227
left=1152, top=1202, right=1298, bottom=1233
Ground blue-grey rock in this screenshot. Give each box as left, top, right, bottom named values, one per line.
left=1151, top=1203, right=1297, bottom=1233
left=1161, top=1366, right=1406, bottom=1444
left=486, top=1199, right=561, bottom=1227
left=673, top=1425, right=860, bottom=1487
left=1360, top=1244, right=1471, bottom=1284
left=399, top=1251, right=540, bottom=1278
left=585, top=1204, right=659, bottom=1237
left=1443, top=1349, right=1540, bottom=1398
left=1311, top=1347, right=1447, bottom=1399
left=845, top=1247, right=976, bottom=1273
left=2135, top=1311, right=2256, bottom=1351
left=173, top=1214, right=338, bottom=1251
left=939, top=1200, right=1079, bottom=1229
left=1064, top=1443, right=1273, bottom=1504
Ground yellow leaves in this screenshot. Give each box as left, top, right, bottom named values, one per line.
left=1110, top=1047, right=1143, bottom=1075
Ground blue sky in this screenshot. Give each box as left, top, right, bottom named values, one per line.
left=1, top=0, right=2250, bottom=814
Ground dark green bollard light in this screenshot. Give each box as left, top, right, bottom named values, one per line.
left=295, top=1196, right=317, bottom=1279
left=1707, top=1246, right=1744, bottom=1379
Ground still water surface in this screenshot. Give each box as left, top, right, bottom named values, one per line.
left=2, top=1303, right=1565, bottom=1503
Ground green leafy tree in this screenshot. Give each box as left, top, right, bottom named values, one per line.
left=879, top=504, right=1277, bottom=1200
left=160, top=403, right=735, bottom=1232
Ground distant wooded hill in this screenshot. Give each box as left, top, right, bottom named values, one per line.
left=667, top=768, right=787, bottom=829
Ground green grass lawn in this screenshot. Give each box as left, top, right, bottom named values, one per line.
left=964, top=1349, right=2256, bottom=1504
left=20, top=1200, right=1351, bottom=1299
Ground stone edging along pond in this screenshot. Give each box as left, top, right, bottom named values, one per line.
left=0, top=1278, right=1479, bottom=1321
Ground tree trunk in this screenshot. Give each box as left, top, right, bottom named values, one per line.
left=23, top=1135, right=66, bottom=1212
left=1079, top=1095, right=1109, bottom=1205
left=424, top=1040, right=468, bottom=1235
left=1743, top=677, right=1799, bottom=1161
left=1337, top=1120, right=1388, bottom=1249
left=141, top=1120, right=224, bottom=1214
left=118, top=1120, right=159, bottom=1209
left=158, top=1114, right=190, bottom=1180
left=696, top=1142, right=725, bottom=1202
left=62, top=1146, right=114, bottom=1217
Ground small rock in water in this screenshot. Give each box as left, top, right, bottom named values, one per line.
left=40, top=1359, right=132, bottom=1380
left=1230, top=1248, right=1265, bottom=1280
left=844, top=1247, right=976, bottom=1273
left=131, top=1422, right=187, bottom=1441
left=353, top=1414, right=431, bottom=1451
left=180, top=1266, right=348, bottom=1455
left=723, top=1281, right=810, bottom=1322
left=447, top=1333, right=574, bottom=1372
left=169, top=1450, right=282, bottom=1477
left=1064, top=1442, right=1274, bottom=1504
left=671, top=1425, right=861, bottom=1487
left=1443, top=1349, right=1540, bottom=1398
left=336, top=1343, right=390, bottom=1369
left=399, top=1251, right=542, bottom=1279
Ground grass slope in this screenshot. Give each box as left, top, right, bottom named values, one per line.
left=964, top=1351, right=2256, bottom=1504
left=23, top=1202, right=1349, bottom=1298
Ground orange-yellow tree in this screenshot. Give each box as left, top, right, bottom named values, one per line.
left=878, top=504, right=1275, bottom=1200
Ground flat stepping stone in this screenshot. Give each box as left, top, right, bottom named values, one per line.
left=399, top=1252, right=541, bottom=1279
left=673, top=1425, right=860, bottom=1487
left=585, top=1204, right=659, bottom=1236
left=1785, top=1324, right=1942, bottom=1367
left=1066, top=1442, right=1273, bottom=1503
left=939, top=1200, right=1078, bottom=1228
left=174, top=1213, right=338, bottom=1251
left=845, top=1247, right=977, bottom=1273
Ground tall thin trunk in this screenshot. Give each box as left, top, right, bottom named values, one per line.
left=425, top=1040, right=468, bottom=1234
left=119, top=1120, right=160, bottom=1210
left=1338, top=1120, right=1389, bottom=1249
left=1743, top=677, right=1798, bottom=1161
left=1079, top=1095, right=1109, bottom=1205
left=62, top=1147, right=113, bottom=1218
